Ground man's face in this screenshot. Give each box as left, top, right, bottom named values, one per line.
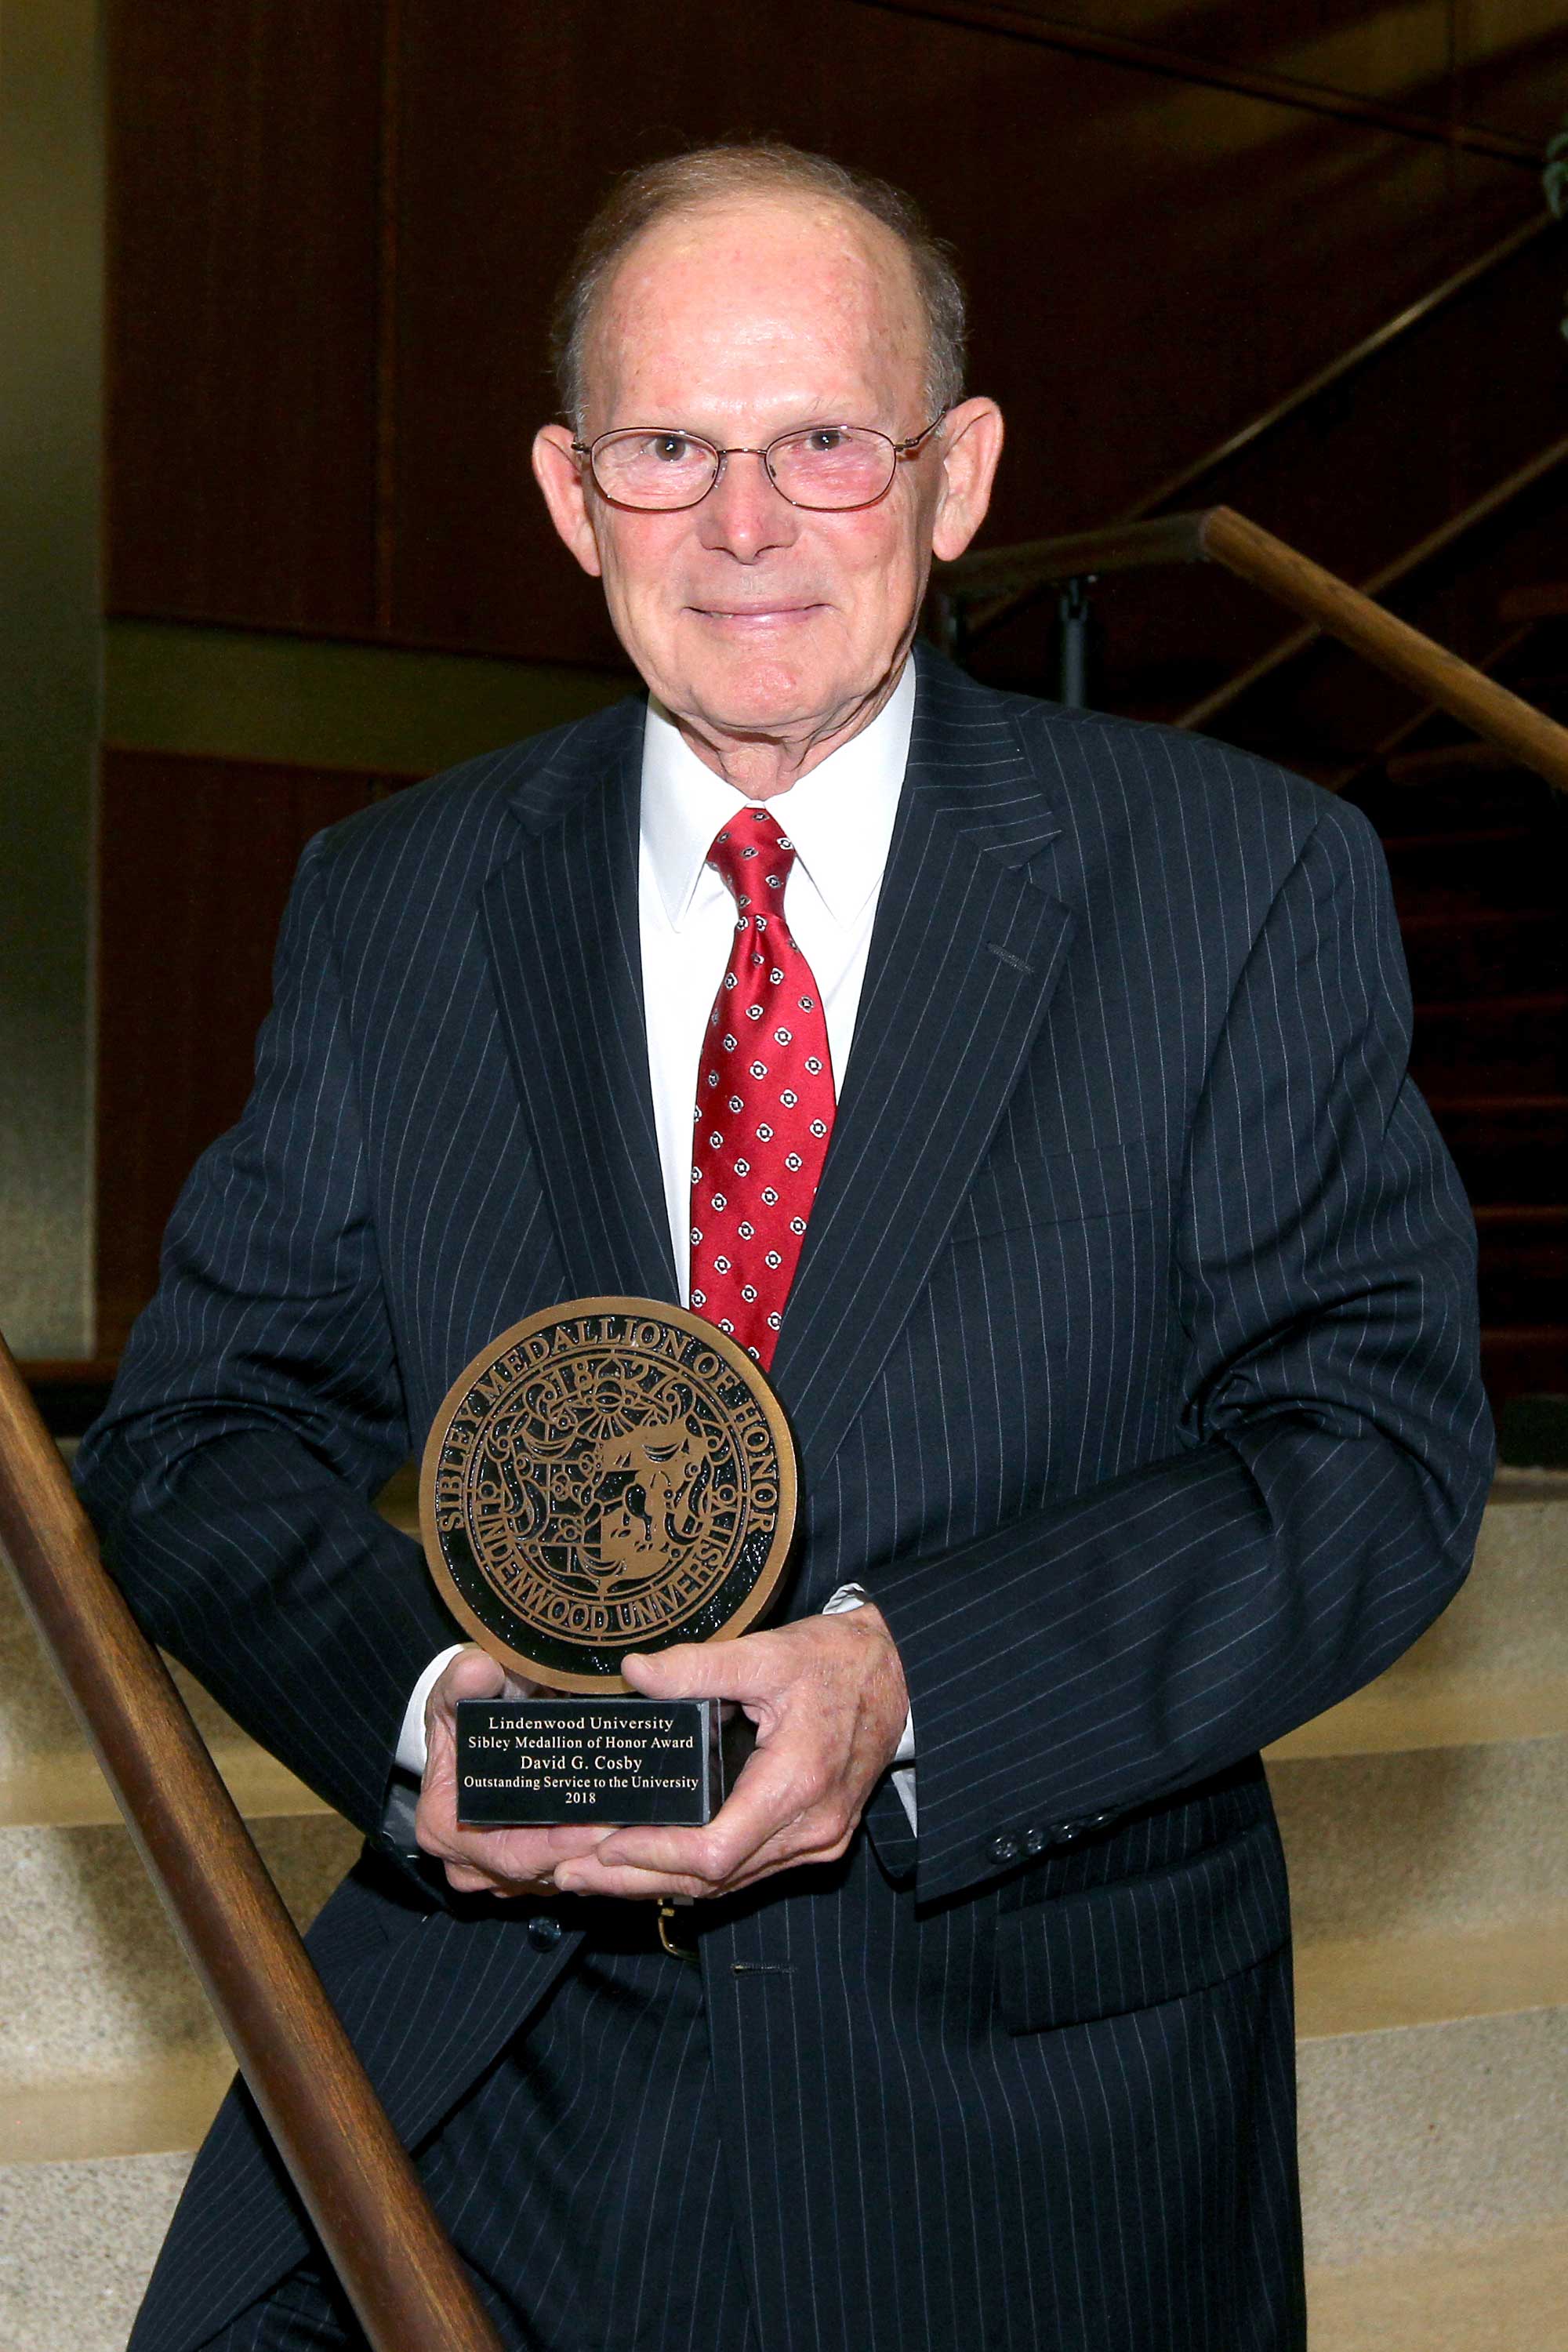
left=534, top=194, right=1001, bottom=760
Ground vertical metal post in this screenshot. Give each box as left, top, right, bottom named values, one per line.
left=1058, top=576, right=1091, bottom=707
left=929, top=587, right=967, bottom=666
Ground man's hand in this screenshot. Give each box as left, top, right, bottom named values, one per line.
left=415, top=1646, right=616, bottom=1896
left=551, top=1602, right=909, bottom=1903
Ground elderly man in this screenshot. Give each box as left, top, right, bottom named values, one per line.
left=79, top=143, right=1490, bottom=2352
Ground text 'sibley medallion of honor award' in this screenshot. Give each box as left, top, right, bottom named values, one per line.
left=419, top=1299, right=797, bottom=1828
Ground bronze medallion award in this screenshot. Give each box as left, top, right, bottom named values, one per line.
left=420, top=1298, right=797, bottom=1827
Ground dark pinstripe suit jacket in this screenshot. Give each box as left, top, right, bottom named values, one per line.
left=78, top=648, right=1492, bottom=2350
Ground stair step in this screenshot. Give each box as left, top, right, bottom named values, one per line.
left=1410, top=995, right=1568, bottom=1094
left=1482, top=1326, right=1568, bottom=1415
left=1426, top=1096, right=1568, bottom=1205
left=1407, top=1470, right=1568, bottom=1672
left=0, top=1743, right=326, bottom=1831
left=1347, top=765, right=1559, bottom=837
left=1298, top=2009, right=1568, bottom=2267
left=1268, top=1735, right=1568, bottom=1943
left=1265, top=1669, right=1568, bottom=1759
left=1501, top=582, right=1568, bottom=623
left=1385, top=826, right=1564, bottom=918
left=1384, top=742, right=1523, bottom=782
left=1475, top=1205, right=1568, bottom=1323
left=1295, top=1915, right=1568, bottom=2039
left=0, top=1814, right=359, bottom=2086
left=1306, top=2222, right=1567, bottom=2350
left=1400, top=907, right=1565, bottom=1000
left=0, top=2151, right=193, bottom=2352
left=2, top=2053, right=230, bottom=2166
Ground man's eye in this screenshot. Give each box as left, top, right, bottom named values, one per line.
left=650, top=434, right=695, bottom=463
left=803, top=428, right=850, bottom=452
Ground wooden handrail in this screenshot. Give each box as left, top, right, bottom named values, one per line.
left=0, top=1334, right=504, bottom=2352
left=1174, top=436, right=1568, bottom=734
left=1190, top=508, right=1568, bottom=797
left=938, top=513, right=1208, bottom=604
left=934, top=492, right=1568, bottom=799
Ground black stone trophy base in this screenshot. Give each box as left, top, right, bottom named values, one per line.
left=455, top=1696, right=751, bottom=1828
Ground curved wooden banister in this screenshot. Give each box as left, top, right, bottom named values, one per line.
left=937, top=512, right=1209, bottom=605
left=1190, top=507, right=1568, bottom=796
left=0, top=1335, right=503, bottom=2352
left=935, top=496, right=1568, bottom=798
left=1174, top=436, right=1568, bottom=735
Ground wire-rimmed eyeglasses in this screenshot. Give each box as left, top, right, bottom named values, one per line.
left=571, top=415, right=947, bottom=513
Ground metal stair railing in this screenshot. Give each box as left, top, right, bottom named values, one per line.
left=957, top=208, right=1560, bottom=648
left=934, top=500, right=1568, bottom=800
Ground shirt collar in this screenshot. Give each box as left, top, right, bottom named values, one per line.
left=640, top=659, right=916, bottom=931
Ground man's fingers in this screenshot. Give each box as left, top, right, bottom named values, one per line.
left=431, top=1643, right=510, bottom=1710
left=557, top=1735, right=826, bottom=1894
left=620, top=1635, right=780, bottom=1710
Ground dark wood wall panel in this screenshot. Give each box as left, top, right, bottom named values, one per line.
left=382, top=0, right=1529, bottom=663
left=95, top=751, right=401, bottom=1352
left=105, top=0, right=385, bottom=634
left=106, top=0, right=1540, bottom=664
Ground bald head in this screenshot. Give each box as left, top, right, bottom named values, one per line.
left=580, top=191, right=931, bottom=444
left=553, top=142, right=967, bottom=429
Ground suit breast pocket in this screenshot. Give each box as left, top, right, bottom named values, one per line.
left=996, top=1818, right=1290, bottom=2033
left=953, top=1135, right=1161, bottom=1247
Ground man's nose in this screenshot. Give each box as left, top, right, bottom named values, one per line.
left=695, top=450, right=800, bottom=561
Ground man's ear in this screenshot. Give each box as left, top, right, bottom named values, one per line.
left=929, top=398, right=1004, bottom=564
left=532, top=425, right=604, bottom=579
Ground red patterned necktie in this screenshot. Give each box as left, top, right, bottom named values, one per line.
left=688, top=808, right=835, bottom=1368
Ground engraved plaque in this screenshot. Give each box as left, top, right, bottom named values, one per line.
left=453, top=1697, right=720, bottom=1827
left=420, top=1298, right=797, bottom=1694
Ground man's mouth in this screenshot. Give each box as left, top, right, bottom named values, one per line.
left=690, top=601, right=824, bottom=626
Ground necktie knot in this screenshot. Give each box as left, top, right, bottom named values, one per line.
left=706, top=809, right=795, bottom=920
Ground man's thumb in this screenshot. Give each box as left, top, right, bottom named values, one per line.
left=620, top=1640, right=747, bottom=1700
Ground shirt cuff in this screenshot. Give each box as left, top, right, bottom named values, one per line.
left=821, top=1582, right=916, bottom=1826
left=396, top=1644, right=465, bottom=1775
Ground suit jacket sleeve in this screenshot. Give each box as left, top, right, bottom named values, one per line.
left=74, top=834, right=463, bottom=1839
left=873, top=798, right=1494, bottom=1905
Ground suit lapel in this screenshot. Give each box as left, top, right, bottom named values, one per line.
left=478, top=659, right=1073, bottom=1475
left=481, top=703, right=680, bottom=1306
left=770, top=655, right=1073, bottom=1479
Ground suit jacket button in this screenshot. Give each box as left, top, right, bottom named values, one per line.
left=1022, top=1826, right=1049, bottom=1857
left=1052, top=1821, right=1080, bottom=1844
left=985, top=1831, right=1022, bottom=1865
left=527, top=1913, right=563, bottom=1951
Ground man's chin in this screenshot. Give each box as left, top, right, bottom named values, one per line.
left=673, top=658, right=848, bottom=745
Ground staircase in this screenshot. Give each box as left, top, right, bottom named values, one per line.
left=1341, top=732, right=1568, bottom=1423
left=3, top=1470, right=1566, bottom=2348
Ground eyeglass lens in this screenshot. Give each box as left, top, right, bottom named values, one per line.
left=591, top=425, right=898, bottom=510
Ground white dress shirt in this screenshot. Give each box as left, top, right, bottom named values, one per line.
left=399, top=660, right=919, bottom=1824
left=639, top=661, right=913, bottom=1298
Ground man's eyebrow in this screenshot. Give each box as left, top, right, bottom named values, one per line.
left=602, top=408, right=891, bottom=437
